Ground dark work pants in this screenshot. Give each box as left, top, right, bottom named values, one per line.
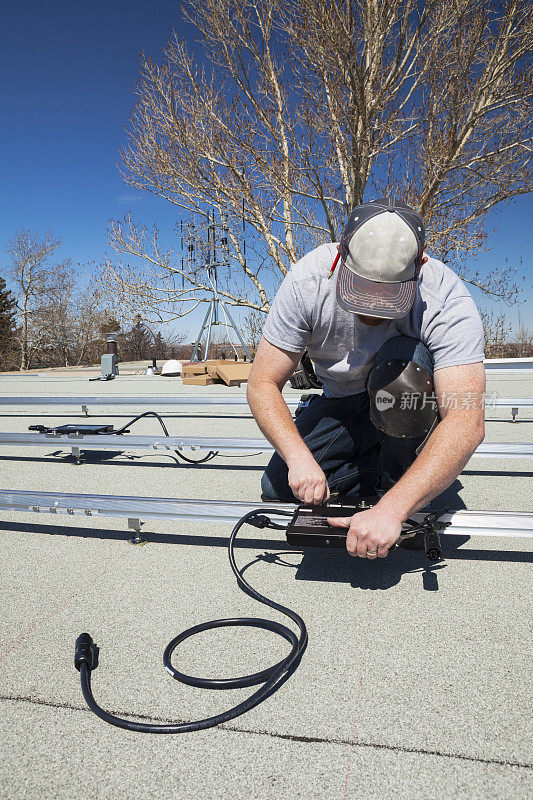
left=260, top=336, right=433, bottom=502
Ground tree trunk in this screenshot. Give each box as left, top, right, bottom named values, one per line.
left=20, top=294, right=28, bottom=371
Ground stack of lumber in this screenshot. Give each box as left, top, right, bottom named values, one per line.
left=182, top=359, right=252, bottom=387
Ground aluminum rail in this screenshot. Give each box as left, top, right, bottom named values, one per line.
left=0, top=395, right=531, bottom=408
left=0, top=489, right=532, bottom=538
left=0, top=395, right=299, bottom=407
left=490, top=398, right=533, bottom=407
left=0, top=395, right=529, bottom=422
left=484, top=358, right=533, bottom=372
left=0, top=433, right=531, bottom=460
left=0, top=432, right=269, bottom=452
left=474, top=442, right=533, bottom=458
left=0, top=490, right=290, bottom=526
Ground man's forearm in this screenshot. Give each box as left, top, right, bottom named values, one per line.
left=248, top=348, right=331, bottom=504
left=247, top=380, right=311, bottom=466
left=377, top=415, right=484, bottom=521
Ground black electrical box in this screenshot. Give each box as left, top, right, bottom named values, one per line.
left=29, top=424, right=117, bottom=435
left=286, top=500, right=446, bottom=561
left=286, top=500, right=376, bottom=548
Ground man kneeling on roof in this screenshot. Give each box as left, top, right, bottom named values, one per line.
left=247, top=198, right=486, bottom=559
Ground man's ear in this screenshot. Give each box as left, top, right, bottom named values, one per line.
left=414, top=254, right=427, bottom=278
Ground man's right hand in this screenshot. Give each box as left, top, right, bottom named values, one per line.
left=287, top=454, right=330, bottom=505
left=248, top=339, right=331, bottom=506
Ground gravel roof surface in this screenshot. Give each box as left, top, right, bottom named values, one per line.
left=0, top=370, right=531, bottom=800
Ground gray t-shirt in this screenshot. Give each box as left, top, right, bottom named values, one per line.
left=262, top=242, right=485, bottom=397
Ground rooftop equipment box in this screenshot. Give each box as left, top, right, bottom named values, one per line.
left=182, top=359, right=227, bottom=376
left=215, top=362, right=252, bottom=386
left=182, top=375, right=217, bottom=386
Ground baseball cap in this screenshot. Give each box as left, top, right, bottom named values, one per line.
left=336, top=197, right=425, bottom=319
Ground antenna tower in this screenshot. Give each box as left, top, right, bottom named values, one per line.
left=185, top=209, right=252, bottom=362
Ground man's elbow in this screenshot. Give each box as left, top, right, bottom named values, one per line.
left=441, top=411, right=485, bottom=450
left=246, top=381, right=256, bottom=406
left=467, top=415, right=485, bottom=450
left=247, top=367, right=273, bottom=404
left=246, top=369, right=259, bottom=404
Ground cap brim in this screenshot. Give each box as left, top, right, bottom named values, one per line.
left=336, top=264, right=416, bottom=319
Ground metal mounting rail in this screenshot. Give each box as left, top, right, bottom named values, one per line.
left=474, top=442, right=533, bottom=458
left=484, top=358, right=533, bottom=372
left=490, top=398, right=533, bottom=408
left=0, top=490, right=291, bottom=525
left=0, top=396, right=530, bottom=423
left=0, top=433, right=531, bottom=460
left=0, top=395, right=530, bottom=408
left=0, top=395, right=300, bottom=407
left=0, top=489, right=532, bottom=538
left=0, top=432, right=530, bottom=458
left=0, top=432, right=268, bottom=452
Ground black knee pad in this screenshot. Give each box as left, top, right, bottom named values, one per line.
left=366, top=359, right=438, bottom=438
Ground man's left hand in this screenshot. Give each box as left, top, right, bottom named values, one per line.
left=327, top=505, right=403, bottom=558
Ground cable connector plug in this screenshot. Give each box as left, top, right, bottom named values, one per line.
left=247, top=514, right=271, bottom=529
left=75, top=633, right=96, bottom=671
left=423, top=508, right=450, bottom=530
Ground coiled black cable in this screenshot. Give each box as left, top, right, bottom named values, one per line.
left=113, top=411, right=218, bottom=464
left=75, top=508, right=307, bottom=733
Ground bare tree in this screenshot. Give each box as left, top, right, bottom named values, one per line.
left=33, top=280, right=105, bottom=368
left=101, top=0, right=532, bottom=324
left=480, top=308, right=511, bottom=358
left=515, top=314, right=532, bottom=357
left=481, top=308, right=533, bottom=357
left=75, top=287, right=107, bottom=365
left=5, top=230, right=74, bottom=369
left=5, top=230, right=108, bottom=369
left=242, top=308, right=265, bottom=357
left=118, top=315, right=189, bottom=362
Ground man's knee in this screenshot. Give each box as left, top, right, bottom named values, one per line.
left=366, top=336, right=438, bottom=439
left=261, top=455, right=293, bottom=501
left=260, top=469, right=279, bottom=501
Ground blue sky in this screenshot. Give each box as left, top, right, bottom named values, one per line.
left=1, top=0, right=531, bottom=336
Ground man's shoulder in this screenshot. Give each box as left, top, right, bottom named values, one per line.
left=289, top=242, right=338, bottom=284
left=418, top=255, right=474, bottom=305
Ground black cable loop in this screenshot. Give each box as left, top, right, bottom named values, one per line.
left=76, top=508, right=307, bottom=734
left=175, top=450, right=218, bottom=464
left=113, top=411, right=219, bottom=464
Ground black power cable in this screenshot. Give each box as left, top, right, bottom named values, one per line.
left=74, top=508, right=307, bottom=733
left=113, top=411, right=218, bottom=464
